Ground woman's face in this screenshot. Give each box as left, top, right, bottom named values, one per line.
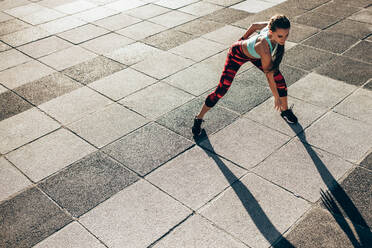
left=271, top=28, right=290, bottom=45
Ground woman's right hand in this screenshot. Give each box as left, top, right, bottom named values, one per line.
left=274, top=97, right=281, bottom=111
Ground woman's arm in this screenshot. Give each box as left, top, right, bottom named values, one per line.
left=241, top=22, right=269, bottom=40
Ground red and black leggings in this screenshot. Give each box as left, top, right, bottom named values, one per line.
left=205, top=40, right=287, bottom=108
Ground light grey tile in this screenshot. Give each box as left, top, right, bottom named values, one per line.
left=38, top=16, right=87, bottom=35
left=149, top=10, right=197, bottom=28
left=54, top=0, right=97, bottom=14
left=20, top=8, right=65, bottom=25
left=0, top=0, right=30, bottom=11
left=179, top=1, right=224, bottom=16
left=230, top=0, right=277, bottom=13
left=18, top=36, right=72, bottom=59
left=4, top=3, right=47, bottom=18
left=57, top=24, right=109, bottom=44
left=104, top=0, right=146, bottom=12
left=93, top=13, right=141, bottom=31
left=0, top=12, right=14, bottom=22
left=204, top=0, right=245, bottom=6
left=0, top=41, right=11, bottom=52
left=71, top=6, right=119, bottom=22
left=0, top=19, right=31, bottom=36
left=348, top=9, right=372, bottom=24
left=80, top=33, right=134, bottom=55
left=202, top=25, right=245, bottom=45
left=154, top=0, right=199, bottom=9
left=0, top=26, right=51, bottom=47
left=124, top=3, right=170, bottom=19
left=0, top=49, right=32, bottom=71
left=116, top=21, right=167, bottom=40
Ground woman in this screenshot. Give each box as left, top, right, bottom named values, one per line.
left=192, top=14, right=298, bottom=136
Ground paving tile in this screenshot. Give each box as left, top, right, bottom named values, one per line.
left=360, top=152, right=372, bottom=170
left=343, top=40, right=372, bottom=64
left=149, top=10, right=197, bottom=29
left=62, top=56, right=126, bottom=85
left=302, top=31, right=359, bottom=54
left=0, top=12, right=14, bottom=22
left=68, top=103, right=149, bottom=148
left=38, top=0, right=76, bottom=8
left=93, top=13, right=142, bottom=31
left=0, top=26, right=51, bottom=47
left=202, top=25, right=246, bottom=45
left=0, top=41, right=10, bottom=52
left=230, top=0, right=277, bottom=13
left=39, top=87, right=113, bottom=124
left=4, top=3, right=47, bottom=18
left=20, top=7, right=65, bottom=25
left=294, top=11, right=341, bottom=29
left=204, top=0, right=245, bottom=7
left=0, top=85, right=7, bottom=94
left=277, top=0, right=330, bottom=10
left=202, top=7, right=251, bottom=24
left=17, top=36, right=72, bottom=59
left=334, top=88, right=372, bottom=125
left=39, top=151, right=138, bottom=217
left=116, top=21, right=167, bottom=40
left=141, top=28, right=195, bottom=50
left=0, top=47, right=32, bottom=71
left=14, top=72, right=81, bottom=106
left=332, top=0, right=370, bottom=8
left=39, top=45, right=97, bottom=71
left=103, top=122, right=193, bottom=175
left=0, top=187, right=72, bottom=248
left=54, top=0, right=97, bottom=14
left=315, top=56, right=372, bottom=86
left=0, top=0, right=30, bottom=11
left=80, top=33, right=134, bottom=55
left=0, top=90, right=33, bottom=121
left=33, top=222, right=105, bottom=248
left=80, top=179, right=191, bottom=248
left=348, top=9, right=372, bottom=24
left=174, top=18, right=225, bottom=36
left=155, top=0, right=199, bottom=9
left=147, top=146, right=246, bottom=210
left=0, top=108, right=60, bottom=154
left=179, top=1, right=224, bottom=16
left=199, top=173, right=310, bottom=247
left=7, top=128, right=96, bottom=182
left=275, top=206, right=372, bottom=248
left=0, top=157, right=32, bottom=202
left=199, top=118, right=290, bottom=169
left=57, top=24, right=110, bottom=44
left=304, top=112, right=372, bottom=163
left=169, top=37, right=227, bottom=62
left=89, top=67, right=157, bottom=100
left=287, top=23, right=320, bottom=43
left=131, top=51, right=194, bottom=79
left=153, top=214, right=247, bottom=247
left=72, top=6, right=119, bottom=22
left=120, top=82, right=194, bottom=119
left=288, top=73, right=356, bottom=108
left=104, top=0, right=146, bottom=12
left=325, top=19, right=372, bottom=39
left=38, top=16, right=87, bottom=35
left=124, top=3, right=170, bottom=19
left=0, top=19, right=31, bottom=36
left=313, top=1, right=360, bottom=17
left=283, top=44, right=336, bottom=71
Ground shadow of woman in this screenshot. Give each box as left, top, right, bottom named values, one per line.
left=194, top=131, right=295, bottom=248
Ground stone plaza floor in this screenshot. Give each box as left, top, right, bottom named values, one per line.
left=0, top=0, right=371, bottom=247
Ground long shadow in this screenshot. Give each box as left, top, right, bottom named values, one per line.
left=287, top=123, right=372, bottom=247
left=194, top=131, right=295, bottom=248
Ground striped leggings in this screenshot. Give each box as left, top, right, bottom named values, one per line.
left=205, top=40, right=287, bottom=108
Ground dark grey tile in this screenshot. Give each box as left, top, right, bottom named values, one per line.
left=283, top=44, right=336, bottom=71
left=156, top=95, right=239, bottom=141
left=0, top=187, right=72, bottom=248
left=287, top=23, right=320, bottom=43
left=294, top=11, right=342, bottom=29
left=14, top=72, right=81, bottom=106
left=142, top=28, right=195, bottom=51
left=202, top=8, right=252, bottom=25
left=325, top=19, right=372, bottom=39
left=102, top=122, right=193, bottom=176
left=278, top=0, right=331, bottom=11
left=0, top=90, right=33, bottom=121
left=174, top=19, right=225, bottom=36
left=315, top=56, right=372, bottom=86
left=360, top=152, right=372, bottom=170
left=275, top=207, right=372, bottom=248
left=39, top=151, right=139, bottom=217
left=313, top=1, right=360, bottom=17
left=343, top=41, right=372, bottom=64
left=62, top=56, right=126, bottom=85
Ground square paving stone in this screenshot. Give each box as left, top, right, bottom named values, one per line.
left=104, top=0, right=146, bottom=12
left=71, top=6, right=119, bottom=22
left=275, top=206, right=372, bottom=248
left=0, top=26, right=50, bottom=47
left=102, top=122, right=193, bottom=176
left=313, top=1, right=360, bottom=17
left=116, top=21, right=167, bottom=40
left=93, top=13, right=141, bottom=31
left=131, top=52, right=194, bottom=80
left=283, top=44, right=336, bottom=71
left=0, top=108, right=60, bottom=154
left=315, top=56, right=372, bottom=86
left=80, top=180, right=191, bottom=248
left=360, top=152, right=372, bottom=170
left=62, top=56, right=126, bottom=85
left=4, top=3, right=46, bottom=17
left=0, top=187, right=72, bottom=248
left=89, top=67, right=157, bottom=100
left=304, top=112, right=372, bottom=163
left=124, top=3, right=170, bottom=19
left=39, top=151, right=138, bottom=217
left=204, top=0, right=245, bottom=7
left=0, top=157, right=32, bottom=202
left=67, top=103, right=149, bottom=148
left=302, top=31, right=359, bottom=54
left=202, top=25, right=246, bottom=45
left=294, top=11, right=342, bottom=29
left=149, top=10, right=197, bottom=29
left=33, top=222, right=105, bottom=248
left=334, top=88, right=372, bottom=125
left=179, top=1, right=224, bottom=16
left=0, top=90, right=33, bottom=121
left=53, top=0, right=97, bottom=14
left=39, top=46, right=97, bottom=71
left=154, top=0, right=199, bottom=9
left=199, top=118, right=290, bottom=169
left=202, top=6, right=252, bottom=24
left=14, top=72, right=81, bottom=106
left=38, top=16, right=86, bottom=35
left=0, top=19, right=30, bottom=36
left=6, top=128, right=96, bottom=182
left=39, top=87, right=113, bottom=125
left=230, top=0, right=277, bottom=13
left=245, top=96, right=327, bottom=137
left=153, top=214, right=248, bottom=248
left=325, top=19, right=372, bottom=39
left=57, top=24, right=109, bottom=44
left=348, top=9, right=372, bottom=24
left=38, top=0, right=76, bottom=8
left=287, top=23, right=320, bottom=43
left=253, top=138, right=353, bottom=202
left=141, top=28, right=195, bottom=50
left=343, top=40, right=372, bottom=64
left=146, top=146, right=247, bottom=210
left=21, top=8, right=65, bottom=25
left=18, top=36, right=72, bottom=59
left=288, top=73, right=356, bottom=108
left=80, top=33, right=134, bottom=55
left=169, top=37, right=227, bottom=62
left=120, top=82, right=194, bottom=119
left=199, top=173, right=310, bottom=248
left=0, top=49, right=32, bottom=71
left=174, top=18, right=225, bottom=36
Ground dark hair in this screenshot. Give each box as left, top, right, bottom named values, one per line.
left=268, top=14, right=290, bottom=72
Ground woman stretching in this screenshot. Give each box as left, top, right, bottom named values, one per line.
left=192, top=14, right=298, bottom=136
